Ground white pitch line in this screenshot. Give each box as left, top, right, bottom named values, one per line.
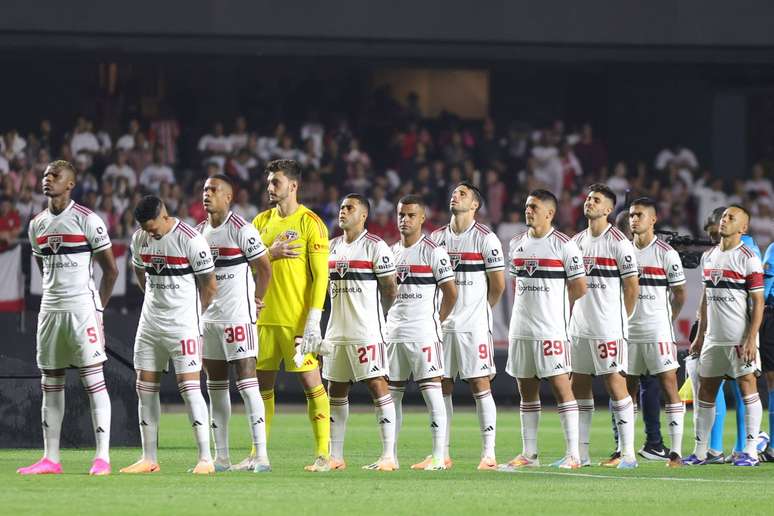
left=503, top=469, right=773, bottom=484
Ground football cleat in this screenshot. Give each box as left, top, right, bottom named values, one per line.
left=666, top=452, right=682, bottom=468
left=703, top=451, right=725, bottom=465
left=498, top=454, right=539, bottom=471
left=638, top=442, right=670, bottom=461
left=230, top=454, right=256, bottom=472
left=304, top=455, right=332, bottom=472
left=192, top=460, right=215, bottom=475
left=600, top=451, right=621, bottom=467
left=477, top=457, right=498, bottom=471
left=362, top=458, right=398, bottom=471
left=617, top=457, right=638, bottom=469
left=120, top=459, right=160, bottom=474
left=329, top=458, right=347, bottom=471
left=411, top=455, right=453, bottom=470
left=579, top=456, right=592, bottom=467
left=423, top=457, right=447, bottom=471
left=759, top=447, right=774, bottom=463
left=724, top=451, right=743, bottom=464
left=680, top=454, right=706, bottom=466
left=89, top=458, right=111, bottom=476
left=253, top=461, right=272, bottom=473
left=732, top=452, right=759, bottom=467
left=17, top=458, right=63, bottom=475
left=214, top=460, right=232, bottom=473
left=550, top=456, right=581, bottom=469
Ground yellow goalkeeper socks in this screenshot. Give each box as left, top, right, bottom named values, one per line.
left=305, top=385, right=331, bottom=457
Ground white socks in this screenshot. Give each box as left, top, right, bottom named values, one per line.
left=557, top=400, right=580, bottom=460
left=206, top=380, right=231, bottom=464
left=443, top=394, right=453, bottom=459
left=388, top=386, right=405, bottom=460
left=136, top=380, right=161, bottom=462
left=79, top=367, right=111, bottom=462
left=611, top=396, right=635, bottom=460
left=329, top=396, right=349, bottom=460
left=178, top=380, right=212, bottom=462
left=41, top=374, right=66, bottom=463
left=419, top=382, right=446, bottom=462
left=473, top=389, right=496, bottom=459
left=743, top=393, right=762, bottom=456
left=577, top=399, right=594, bottom=463
left=374, top=394, right=397, bottom=460
left=693, top=399, right=716, bottom=459
left=665, top=402, right=685, bottom=457
left=519, top=400, right=541, bottom=457
left=236, top=378, right=267, bottom=461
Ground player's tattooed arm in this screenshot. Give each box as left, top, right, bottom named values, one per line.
left=133, top=265, right=146, bottom=293
left=377, top=273, right=398, bottom=315
left=196, top=271, right=217, bottom=313
left=669, top=284, right=686, bottom=323
left=93, top=248, right=118, bottom=308
left=486, top=269, right=505, bottom=308
left=622, top=274, right=639, bottom=318
left=566, top=276, right=587, bottom=308
left=690, top=288, right=707, bottom=356
left=250, top=254, right=272, bottom=316
left=744, top=290, right=765, bottom=362
left=438, top=280, right=457, bottom=323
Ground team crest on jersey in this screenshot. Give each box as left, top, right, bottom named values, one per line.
left=209, top=246, right=220, bottom=259
left=396, top=263, right=410, bottom=282
left=583, top=256, right=595, bottom=274
left=151, top=256, right=167, bottom=273
left=47, top=235, right=63, bottom=253
left=709, top=269, right=723, bottom=286
left=282, top=230, right=298, bottom=241
left=335, top=260, right=349, bottom=277
left=449, top=253, right=461, bottom=270
left=525, top=258, right=538, bottom=276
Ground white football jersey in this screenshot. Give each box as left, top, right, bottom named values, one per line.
left=569, top=224, right=639, bottom=339
left=29, top=201, right=112, bottom=312
left=701, top=243, right=764, bottom=346
left=508, top=227, right=585, bottom=341
left=386, top=235, right=455, bottom=342
left=131, top=219, right=215, bottom=334
left=198, top=211, right=267, bottom=324
left=628, top=237, right=686, bottom=343
left=430, top=221, right=505, bottom=333
left=326, top=230, right=396, bottom=344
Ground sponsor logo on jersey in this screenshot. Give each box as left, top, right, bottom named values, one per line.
left=151, top=256, right=166, bottom=273
left=449, top=253, right=461, bottom=270
left=525, top=258, right=538, bottom=276
left=335, top=260, right=349, bottom=277
left=583, top=256, right=595, bottom=274
left=710, top=269, right=722, bottom=286
left=396, top=263, right=410, bottom=282
left=47, top=235, right=63, bottom=253
left=209, top=246, right=220, bottom=259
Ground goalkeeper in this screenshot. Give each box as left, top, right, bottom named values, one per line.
left=234, top=159, right=332, bottom=472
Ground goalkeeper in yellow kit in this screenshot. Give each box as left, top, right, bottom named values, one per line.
left=233, top=159, right=332, bottom=472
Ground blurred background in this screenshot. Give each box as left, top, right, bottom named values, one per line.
left=1, top=1, right=772, bottom=403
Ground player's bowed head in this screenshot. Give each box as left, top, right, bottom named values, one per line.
left=134, top=195, right=175, bottom=240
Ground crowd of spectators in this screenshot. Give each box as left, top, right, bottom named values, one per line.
left=1, top=102, right=772, bottom=255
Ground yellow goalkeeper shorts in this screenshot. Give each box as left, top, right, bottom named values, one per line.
left=257, top=325, right=319, bottom=373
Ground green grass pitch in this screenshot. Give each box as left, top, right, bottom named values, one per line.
left=3, top=406, right=772, bottom=515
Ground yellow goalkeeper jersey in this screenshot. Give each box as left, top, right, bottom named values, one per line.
left=253, top=204, right=329, bottom=332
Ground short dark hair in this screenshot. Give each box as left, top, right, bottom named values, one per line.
left=527, top=189, right=558, bottom=211
left=398, top=194, right=424, bottom=208
left=47, top=160, right=77, bottom=180
left=134, top=195, right=164, bottom=223
left=727, top=203, right=751, bottom=220
left=343, top=193, right=371, bottom=217
left=630, top=196, right=657, bottom=211
left=208, top=174, right=234, bottom=190
left=455, top=181, right=483, bottom=210
left=265, top=159, right=302, bottom=181
left=588, top=183, right=617, bottom=207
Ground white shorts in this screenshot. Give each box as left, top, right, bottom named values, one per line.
left=627, top=341, right=678, bottom=376
left=387, top=341, right=445, bottom=382
left=570, top=337, right=627, bottom=376
left=322, top=342, right=389, bottom=383
left=443, top=330, right=495, bottom=380
left=202, top=322, right=258, bottom=362
left=505, top=339, right=571, bottom=379
left=36, top=310, right=107, bottom=370
left=134, top=328, right=203, bottom=374
left=698, top=344, right=757, bottom=379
